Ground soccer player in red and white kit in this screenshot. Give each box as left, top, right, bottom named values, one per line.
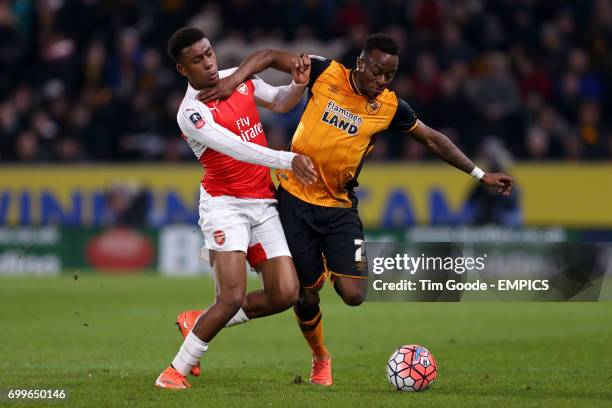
left=155, top=27, right=317, bottom=389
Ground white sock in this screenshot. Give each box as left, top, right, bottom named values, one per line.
left=171, top=331, right=208, bottom=376
left=224, top=308, right=250, bottom=327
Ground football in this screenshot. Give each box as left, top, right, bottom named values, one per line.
left=386, top=345, right=437, bottom=392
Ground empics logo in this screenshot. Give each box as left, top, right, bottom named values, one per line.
left=321, top=101, right=363, bottom=135
left=189, top=112, right=205, bottom=129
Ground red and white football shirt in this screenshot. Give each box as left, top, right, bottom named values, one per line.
left=177, top=69, right=301, bottom=199
left=177, top=69, right=306, bottom=263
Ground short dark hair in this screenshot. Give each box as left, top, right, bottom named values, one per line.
left=167, top=27, right=206, bottom=63
left=363, top=33, right=400, bottom=56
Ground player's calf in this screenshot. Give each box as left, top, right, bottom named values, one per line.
left=295, top=287, right=321, bottom=319
left=254, top=255, right=300, bottom=314
left=194, top=292, right=244, bottom=335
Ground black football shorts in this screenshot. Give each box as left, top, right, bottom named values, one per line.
left=276, top=186, right=366, bottom=287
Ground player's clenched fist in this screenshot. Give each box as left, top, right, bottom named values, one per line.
left=291, top=154, right=318, bottom=186
left=291, top=54, right=311, bottom=85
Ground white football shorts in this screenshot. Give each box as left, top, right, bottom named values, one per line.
left=198, top=187, right=291, bottom=266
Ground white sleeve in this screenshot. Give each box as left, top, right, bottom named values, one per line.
left=178, top=103, right=296, bottom=170
left=252, top=77, right=306, bottom=113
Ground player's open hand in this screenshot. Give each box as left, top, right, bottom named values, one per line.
left=291, top=54, right=311, bottom=85
left=197, top=76, right=236, bottom=103
left=291, top=154, right=318, bottom=186
left=481, top=173, right=514, bottom=196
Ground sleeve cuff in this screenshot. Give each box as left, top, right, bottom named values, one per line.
left=280, top=151, right=297, bottom=169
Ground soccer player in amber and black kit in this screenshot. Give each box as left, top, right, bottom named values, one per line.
left=195, top=33, right=514, bottom=386
left=154, top=27, right=318, bottom=389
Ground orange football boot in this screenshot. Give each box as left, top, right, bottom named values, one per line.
left=176, top=310, right=205, bottom=377
left=154, top=366, right=191, bottom=389
left=310, top=357, right=332, bottom=386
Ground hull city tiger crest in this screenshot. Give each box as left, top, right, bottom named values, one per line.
left=366, top=100, right=381, bottom=115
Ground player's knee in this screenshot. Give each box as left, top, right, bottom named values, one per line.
left=274, top=289, right=299, bottom=312
left=298, top=287, right=320, bottom=308
left=288, top=278, right=300, bottom=303
left=272, top=279, right=299, bottom=310
left=334, top=277, right=366, bottom=306
left=341, top=290, right=365, bottom=307
left=283, top=283, right=300, bottom=308
left=216, top=291, right=245, bottom=315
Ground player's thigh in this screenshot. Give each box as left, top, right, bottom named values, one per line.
left=247, top=203, right=292, bottom=267
left=198, top=193, right=251, bottom=254
left=199, top=197, right=252, bottom=301
left=254, top=256, right=299, bottom=303
left=209, top=250, right=248, bottom=304
left=276, top=187, right=325, bottom=288
left=248, top=204, right=299, bottom=297
left=322, top=208, right=366, bottom=281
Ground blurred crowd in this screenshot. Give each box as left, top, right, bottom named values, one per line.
left=1, top=0, right=612, bottom=163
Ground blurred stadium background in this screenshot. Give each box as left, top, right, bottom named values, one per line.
left=0, top=0, right=611, bottom=276
left=2, top=2, right=612, bottom=407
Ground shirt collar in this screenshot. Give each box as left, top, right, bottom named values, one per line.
left=349, top=70, right=363, bottom=96
left=186, top=82, right=200, bottom=99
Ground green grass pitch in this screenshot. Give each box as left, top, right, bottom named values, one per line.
left=0, top=275, right=611, bottom=407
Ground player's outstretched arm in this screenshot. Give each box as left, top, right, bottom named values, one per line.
left=410, top=121, right=514, bottom=196
left=178, top=106, right=317, bottom=185
left=198, top=50, right=305, bottom=103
